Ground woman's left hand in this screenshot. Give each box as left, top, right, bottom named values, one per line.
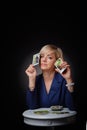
left=55, top=61, right=73, bottom=82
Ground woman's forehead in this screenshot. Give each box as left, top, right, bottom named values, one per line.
left=40, top=50, right=55, bottom=56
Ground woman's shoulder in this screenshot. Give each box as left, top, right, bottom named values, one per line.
left=55, top=72, right=65, bottom=82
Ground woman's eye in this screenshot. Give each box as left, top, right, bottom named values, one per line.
left=40, top=55, right=44, bottom=58
left=48, top=56, right=52, bottom=59
left=40, top=55, right=53, bottom=59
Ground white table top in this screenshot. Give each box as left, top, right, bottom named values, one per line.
left=23, top=107, right=76, bottom=119
left=22, top=107, right=77, bottom=127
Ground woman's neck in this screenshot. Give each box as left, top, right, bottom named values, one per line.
left=42, top=70, right=55, bottom=81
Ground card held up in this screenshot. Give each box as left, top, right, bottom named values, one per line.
left=32, top=53, right=40, bottom=66
left=54, top=58, right=66, bottom=74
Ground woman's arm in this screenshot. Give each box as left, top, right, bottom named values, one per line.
left=26, top=88, right=39, bottom=109
left=25, top=64, right=37, bottom=91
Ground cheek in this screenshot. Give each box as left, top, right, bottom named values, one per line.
left=48, top=61, right=55, bottom=68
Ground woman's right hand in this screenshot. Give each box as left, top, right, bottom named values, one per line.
left=25, top=64, right=37, bottom=78
left=25, top=64, right=37, bottom=91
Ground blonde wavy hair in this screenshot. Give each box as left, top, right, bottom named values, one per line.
left=39, top=44, right=63, bottom=60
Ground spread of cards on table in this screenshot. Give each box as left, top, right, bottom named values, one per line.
left=33, top=106, right=69, bottom=115
left=32, top=53, right=40, bottom=66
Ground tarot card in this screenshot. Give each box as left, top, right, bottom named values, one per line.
left=54, top=58, right=66, bottom=74
left=32, top=53, right=40, bottom=66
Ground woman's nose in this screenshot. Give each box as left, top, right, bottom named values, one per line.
left=42, top=56, right=47, bottom=61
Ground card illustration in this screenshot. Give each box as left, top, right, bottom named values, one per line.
left=54, top=58, right=66, bottom=73
left=32, top=53, right=40, bottom=66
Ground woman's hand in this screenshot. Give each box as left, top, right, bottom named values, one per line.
left=55, top=61, right=74, bottom=92
left=55, top=61, right=72, bottom=79
left=25, top=64, right=37, bottom=91
left=25, top=64, right=36, bottom=77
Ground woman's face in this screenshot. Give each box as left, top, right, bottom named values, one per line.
left=40, top=49, right=56, bottom=71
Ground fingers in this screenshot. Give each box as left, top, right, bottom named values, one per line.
left=25, top=64, right=35, bottom=75
left=60, top=61, right=70, bottom=68
left=55, top=62, right=71, bottom=74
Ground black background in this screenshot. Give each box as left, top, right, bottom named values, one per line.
left=2, top=8, right=86, bottom=129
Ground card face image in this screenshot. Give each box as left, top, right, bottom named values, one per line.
left=32, top=53, right=40, bottom=66
left=54, top=58, right=66, bottom=73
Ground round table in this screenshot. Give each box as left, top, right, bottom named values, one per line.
left=22, top=107, right=77, bottom=128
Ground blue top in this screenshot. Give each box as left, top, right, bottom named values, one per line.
left=26, top=72, right=75, bottom=110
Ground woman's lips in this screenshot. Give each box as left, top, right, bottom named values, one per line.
left=41, top=63, right=47, bottom=65
left=41, top=63, right=47, bottom=66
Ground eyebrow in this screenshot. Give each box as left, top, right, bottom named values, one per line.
left=40, top=52, right=55, bottom=56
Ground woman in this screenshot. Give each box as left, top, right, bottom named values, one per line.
left=25, top=44, right=75, bottom=110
